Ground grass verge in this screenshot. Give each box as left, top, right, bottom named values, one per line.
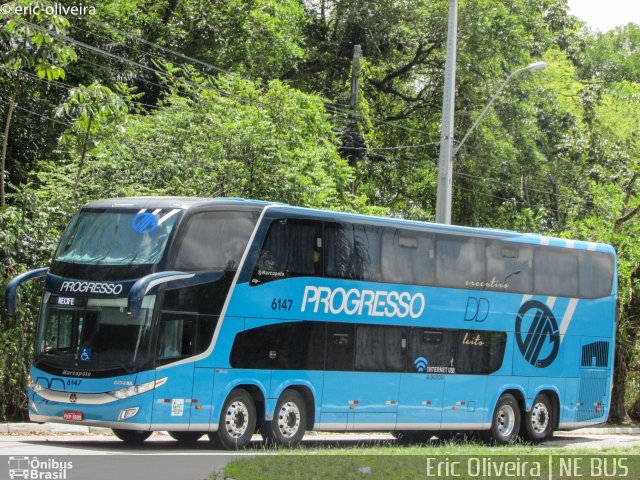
left=212, top=441, right=640, bottom=480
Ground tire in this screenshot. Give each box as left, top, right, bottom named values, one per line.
left=209, top=389, right=256, bottom=450
left=112, top=429, right=152, bottom=444
left=168, top=431, right=204, bottom=443
left=392, top=430, right=434, bottom=445
left=522, top=393, right=554, bottom=442
left=262, top=390, right=307, bottom=447
left=483, top=394, right=521, bottom=445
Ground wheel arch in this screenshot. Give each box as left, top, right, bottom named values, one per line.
left=231, top=383, right=267, bottom=431
left=488, top=385, right=527, bottom=423
left=278, top=384, right=316, bottom=431
left=532, top=388, right=561, bottom=429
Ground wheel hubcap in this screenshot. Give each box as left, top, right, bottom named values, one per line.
left=530, top=402, right=549, bottom=434
left=225, top=401, right=249, bottom=438
left=497, top=404, right=516, bottom=437
left=277, top=401, right=301, bottom=438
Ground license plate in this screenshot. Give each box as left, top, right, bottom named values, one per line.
left=63, top=411, right=83, bottom=421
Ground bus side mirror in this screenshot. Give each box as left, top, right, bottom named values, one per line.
left=4, top=267, right=49, bottom=315
left=127, top=270, right=225, bottom=317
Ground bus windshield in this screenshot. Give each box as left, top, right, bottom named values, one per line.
left=55, top=209, right=181, bottom=265
left=36, top=293, right=155, bottom=370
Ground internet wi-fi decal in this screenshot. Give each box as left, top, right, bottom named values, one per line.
left=414, top=357, right=428, bottom=372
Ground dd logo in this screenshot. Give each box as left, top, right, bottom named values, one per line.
left=515, top=300, right=560, bottom=368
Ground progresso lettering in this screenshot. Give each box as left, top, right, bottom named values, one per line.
left=60, top=281, right=124, bottom=295
left=301, top=286, right=426, bottom=319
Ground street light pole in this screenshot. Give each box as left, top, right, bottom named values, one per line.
left=435, top=58, right=548, bottom=224
left=435, top=0, right=458, bottom=225
left=453, top=61, right=548, bottom=156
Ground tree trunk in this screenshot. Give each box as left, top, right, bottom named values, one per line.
left=74, top=114, right=93, bottom=194
left=609, top=264, right=640, bottom=423
left=0, top=79, right=19, bottom=208
left=629, top=392, right=640, bottom=422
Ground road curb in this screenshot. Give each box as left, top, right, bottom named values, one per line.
left=3, top=423, right=112, bottom=434
left=2, top=422, right=639, bottom=435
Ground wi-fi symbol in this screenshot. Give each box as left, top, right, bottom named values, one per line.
left=414, top=357, right=428, bottom=372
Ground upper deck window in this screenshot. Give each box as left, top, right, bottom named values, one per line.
left=55, top=209, right=181, bottom=265
left=173, top=211, right=257, bottom=271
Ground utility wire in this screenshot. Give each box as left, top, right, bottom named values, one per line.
left=0, top=96, right=73, bottom=127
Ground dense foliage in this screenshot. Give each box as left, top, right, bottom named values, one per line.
left=1, top=0, right=639, bottom=423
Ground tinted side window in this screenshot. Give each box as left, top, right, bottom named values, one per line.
left=534, top=248, right=578, bottom=297
left=156, top=312, right=196, bottom=364
left=325, top=223, right=383, bottom=281
left=229, top=322, right=326, bottom=370
left=456, top=330, right=506, bottom=374
left=485, top=241, right=533, bottom=292
left=579, top=251, right=614, bottom=298
left=325, top=322, right=355, bottom=371
left=174, top=211, right=257, bottom=271
left=252, top=219, right=322, bottom=285
left=381, top=229, right=435, bottom=285
left=407, top=328, right=457, bottom=373
left=355, top=325, right=405, bottom=372
left=436, top=236, right=485, bottom=288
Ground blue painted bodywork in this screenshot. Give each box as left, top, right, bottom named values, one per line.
left=19, top=199, right=616, bottom=433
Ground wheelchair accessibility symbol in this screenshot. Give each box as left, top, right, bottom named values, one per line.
left=80, top=347, right=92, bottom=361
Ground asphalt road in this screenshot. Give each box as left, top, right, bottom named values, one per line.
left=1, top=431, right=639, bottom=480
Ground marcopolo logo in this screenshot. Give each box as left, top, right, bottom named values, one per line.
left=301, top=285, right=426, bottom=319
left=60, top=281, right=123, bottom=295
left=8, top=456, right=73, bottom=480
left=131, top=212, right=159, bottom=234
left=515, top=300, right=560, bottom=368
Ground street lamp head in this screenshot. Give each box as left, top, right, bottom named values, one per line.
left=525, top=61, right=548, bottom=72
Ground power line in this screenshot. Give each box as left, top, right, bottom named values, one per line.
left=87, top=19, right=240, bottom=79
left=9, top=16, right=576, bottom=173
left=15, top=17, right=439, bottom=142
left=454, top=171, right=587, bottom=206
left=0, top=96, right=73, bottom=127
left=83, top=18, right=432, bottom=140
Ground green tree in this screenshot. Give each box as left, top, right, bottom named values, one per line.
left=0, top=0, right=76, bottom=206
left=55, top=82, right=131, bottom=191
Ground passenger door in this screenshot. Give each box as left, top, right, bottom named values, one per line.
left=151, top=312, right=199, bottom=428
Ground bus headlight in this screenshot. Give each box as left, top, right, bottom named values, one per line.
left=28, top=378, right=44, bottom=394
left=108, top=378, right=167, bottom=400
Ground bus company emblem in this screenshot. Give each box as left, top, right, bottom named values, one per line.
left=131, top=212, right=158, bottom=234
left=69, top=393, right=77, bottom=403
left=515, top=300, right=560, bottom=368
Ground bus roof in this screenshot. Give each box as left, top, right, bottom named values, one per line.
left=82, top=196, right=274, bottom=210
left=81, top=197, right=615, bottom=255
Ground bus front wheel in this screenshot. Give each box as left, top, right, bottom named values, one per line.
left=209, top=389, right=256, bottom=450
left=522, top=393, right=554, bottom=442
left=483, top=393, right=521, bottom=445
left=112, top=429, right=152, bottom=444
left=262, top=390, right=307, bottom=447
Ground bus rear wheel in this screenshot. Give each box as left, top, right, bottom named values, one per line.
left=209, top=388, right=256, bottom=450
left=522, top=393, right=554, bottom=442
left=262, top=390, right=307, bottom=447
left=168, top=431, right=204, bottom=443
left=483, top=393, right=520, bottom=445
left=112, top=429, right=152, bottom=444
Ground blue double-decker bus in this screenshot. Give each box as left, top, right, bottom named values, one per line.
left=5, top=197, right=617, bottom=448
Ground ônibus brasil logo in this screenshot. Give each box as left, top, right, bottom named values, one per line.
left=8, top=456, right=73, bottom=480
left=515, top=300, right=560, bottom=368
